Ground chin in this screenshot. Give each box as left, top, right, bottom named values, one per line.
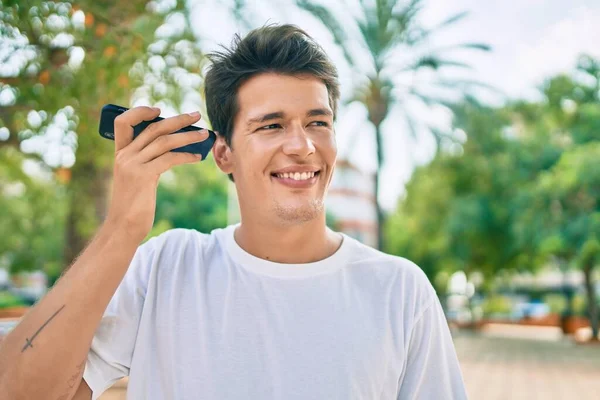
left=272, top=198, right=324, bottom=223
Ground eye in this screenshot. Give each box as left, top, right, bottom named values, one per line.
left=310, top=121, right=329, bottom=127
left=259, top=123, right=282, bottom=130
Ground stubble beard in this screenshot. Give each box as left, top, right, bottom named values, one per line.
left=272, top=197, right=325, bottom=224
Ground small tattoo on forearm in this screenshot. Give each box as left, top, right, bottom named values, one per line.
left=21, top=305, right=66, bottom=352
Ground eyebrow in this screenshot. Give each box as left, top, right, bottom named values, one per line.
left=246, top=108, right=333, bottom=128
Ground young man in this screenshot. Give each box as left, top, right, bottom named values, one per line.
left=0, top=24, right=467, bottom=399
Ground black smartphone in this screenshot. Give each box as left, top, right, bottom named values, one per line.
left=98, top=104, right=216, bottom=160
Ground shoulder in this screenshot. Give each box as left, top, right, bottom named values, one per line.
left=342, top=234, right=437, bottom=315
left=144, top=226, right=228, bottom=256
left=147, top=227, right=209, bottom=247
left=344, top=235, right=432, bottom=288
left=133, top=226, right=232, bottom=275
left=127, top=226, right=233, bottom=288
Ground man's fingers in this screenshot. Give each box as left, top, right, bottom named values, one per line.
left=138, top=129, right=210, bottom=163
left=148, top=151, right=203, bottom=175
left=128, top=111, right=202, bottom=153
left=113, top=106, right=161, bottom=152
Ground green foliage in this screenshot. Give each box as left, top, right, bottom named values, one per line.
left=0, top=290, right=27, bottom=308
left=386, top=55, right=600, bottom=289
left=481, top=295, right=512, bottom=317
left=544, top=294, right=567, bottom=314
left=1, top=0, right=167, bottom=265
left=325, top=211, right=339, bottom=231
left=385, top=55, right=600, bottom=337
left=572, top=293, right=588, bottom=316
left=384, top=157, right=457, bottom=279
left=152, top=160, right=229, bottom=237
left=385, top=99, right=523, bottom=281
left=521, top=133, right=600, bottom=268
left=0, top=147, right=66, bottom=280
left=1, top=0, right=223, bottom=272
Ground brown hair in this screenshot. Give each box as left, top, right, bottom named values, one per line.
left=204, top=23, right=340, bottom=180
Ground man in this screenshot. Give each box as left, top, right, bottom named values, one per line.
left=0, top=24, right=467, bottom=399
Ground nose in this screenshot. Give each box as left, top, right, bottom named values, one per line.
left=282, top=123, right=315, bottom=158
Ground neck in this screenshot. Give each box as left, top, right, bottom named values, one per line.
left=234, top=214, right=342, bottom=264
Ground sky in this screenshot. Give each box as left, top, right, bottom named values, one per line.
left=188, top=0, right=600, bottom=211
left=380, top=0, right=600, bottom=210
left=421, top=0, right=600, bottom=101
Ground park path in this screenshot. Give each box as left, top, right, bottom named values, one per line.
left=454, top=328, right=600, bottom=400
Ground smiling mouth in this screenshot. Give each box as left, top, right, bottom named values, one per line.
left=270, top=171, right=321, bottom=181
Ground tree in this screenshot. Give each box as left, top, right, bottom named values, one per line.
left=151, top=160, right=229, bottom=238
left=527, top=144, right=600, bottom=339
left=0, top=146, right=66, bottom=281
left=386, top=56, right=600, bottom=341
left=385, top=99, right=523, bottom=287
left=512, top=60, right=600, bottom=339
left=384, top=155, right=457, bottom=284
left=0, top=0, right=207, bottom=267
left=295, top=0, right=491, bottom=249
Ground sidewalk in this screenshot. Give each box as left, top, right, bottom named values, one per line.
left=454, top=330, right=600, bottom=400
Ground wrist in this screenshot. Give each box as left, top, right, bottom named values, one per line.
left=99, top=217, right=146, bottom=248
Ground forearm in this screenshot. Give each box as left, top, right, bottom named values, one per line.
left=0, top=222, right=141, bottom=400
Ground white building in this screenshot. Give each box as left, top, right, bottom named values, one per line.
left=325, top=159, right=378, bottom=248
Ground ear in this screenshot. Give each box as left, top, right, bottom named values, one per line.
left=212, top=135, right=234, bottom=175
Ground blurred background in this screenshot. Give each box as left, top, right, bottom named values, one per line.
left=0, top=0, right=599, bottom=399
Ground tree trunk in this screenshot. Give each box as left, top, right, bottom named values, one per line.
left=64, top=138, right=113, bottom=267
left=374, top=124, right=384, bottom=250
left=583, top=262, right=599, bottom=340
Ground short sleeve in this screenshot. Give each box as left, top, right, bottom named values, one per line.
left=396, top=296, right=467, bottom=400
left=82, top=237, right=156, bottom=400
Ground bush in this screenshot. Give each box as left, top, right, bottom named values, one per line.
left=0, top=291, right=27, bottom=309
left=543, top=294, right=567, bottom=314
left=572, top=294, right=587, bottom=316
left=482, top=295, right=512, bottom=317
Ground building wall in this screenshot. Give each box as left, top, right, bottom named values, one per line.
left=326, top=160, right=377, bottom=248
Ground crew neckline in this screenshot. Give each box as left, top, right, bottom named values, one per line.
left=222, top=223, right=351, bottom=279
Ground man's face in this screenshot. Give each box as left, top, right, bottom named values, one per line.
left=226, top=72, right=337, bottom=224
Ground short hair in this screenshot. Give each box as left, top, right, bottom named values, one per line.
left=204, top=23, right=341, bottom=181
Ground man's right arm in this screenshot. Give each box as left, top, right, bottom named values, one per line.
left=0, top=222, right=140, bottom=400
left=0, top=106, right=209, bottom=400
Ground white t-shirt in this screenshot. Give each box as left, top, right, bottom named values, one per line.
left=83, top=224, right=467, bottom=399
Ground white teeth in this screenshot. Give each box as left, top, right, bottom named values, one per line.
left=276, top=171, right=316, bottom=180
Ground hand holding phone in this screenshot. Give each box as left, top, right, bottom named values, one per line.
left=100, top=105, right=216, bottom=242
left=99, top=104, right=216, bottom=159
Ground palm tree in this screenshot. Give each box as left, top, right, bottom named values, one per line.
left=296, top=0, right=492, bottom=250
